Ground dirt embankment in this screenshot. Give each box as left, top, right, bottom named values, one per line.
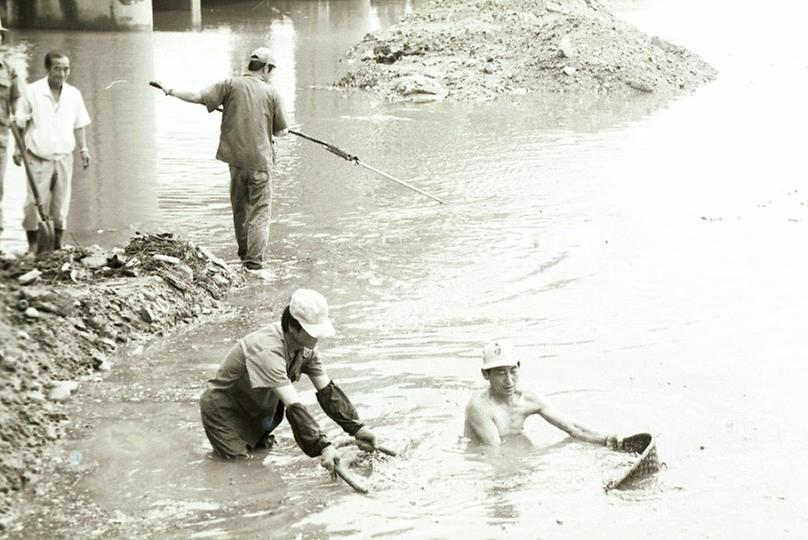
left=0, top=234, right=241, bottom=530
left=335, top=0, right=717, bottom=102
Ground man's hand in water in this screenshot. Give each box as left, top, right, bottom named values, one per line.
left=353, top=426, right=378, bottom=452
left=319, top=444, right=340, bottom=475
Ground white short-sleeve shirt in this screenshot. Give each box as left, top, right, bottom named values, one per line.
left=23, top=77, right=91, bottom=159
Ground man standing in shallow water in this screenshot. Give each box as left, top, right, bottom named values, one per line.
left=158, top=47, right=289, bottom=271
left=465, top=340, right=622, bottom=448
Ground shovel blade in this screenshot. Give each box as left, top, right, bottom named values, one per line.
left=36, top=219, right=56, bottom=254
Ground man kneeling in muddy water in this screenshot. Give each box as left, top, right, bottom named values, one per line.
left=465, top=340, right=622, bottom=448
left=200, top=288, right=384, bottom=473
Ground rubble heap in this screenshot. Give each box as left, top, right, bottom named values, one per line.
left=335, top=0, right=717, bottom=102
left=0, top=233, right=241, bottom=529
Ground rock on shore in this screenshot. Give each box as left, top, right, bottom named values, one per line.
left=0, top=233, right=241, bottom=529
left=335, top=0, right=717, bottom=102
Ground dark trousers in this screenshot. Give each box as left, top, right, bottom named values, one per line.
left=228, top=166, right=271, bottom=266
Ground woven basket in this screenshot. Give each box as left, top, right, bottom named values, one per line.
left=604, top=432, right=660, bottom=491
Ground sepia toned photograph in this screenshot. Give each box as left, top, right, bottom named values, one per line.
left=0, top=0, right=804, bottom=538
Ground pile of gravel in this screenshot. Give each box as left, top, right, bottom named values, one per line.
left=0, top=234, right=240, bottom=530
left=335, top=0, right=716, bottom=102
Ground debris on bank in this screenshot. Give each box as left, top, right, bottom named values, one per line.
left=335, top=0, right=717, bottom=102
left=0, top=233, right=241, bottom=528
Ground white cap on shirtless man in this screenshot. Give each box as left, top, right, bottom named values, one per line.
left=464, top=339, right=622, bottom=448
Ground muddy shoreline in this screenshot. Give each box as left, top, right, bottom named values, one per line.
left=0, top=234, right=241, bottom=530
left=335, top=0, right=717, bottom=102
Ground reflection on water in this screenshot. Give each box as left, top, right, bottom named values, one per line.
left=1, top=0, right=421, bottom=251
left=10, top=0, right=808, bottom=538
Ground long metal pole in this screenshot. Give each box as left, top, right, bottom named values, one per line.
left=354, top=159, right=445, bottom=205
left=150, top=81, right=446, bottom=205
left=288, top=129, right=445, bottom=205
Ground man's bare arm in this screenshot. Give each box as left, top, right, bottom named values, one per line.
left=272, top=382, right=302, bottom=405
left=308, top=373, right=332, bottom=391
left=153, top=81, right=203, bottom=105
left=535, top=404, right=612, bottom=446
left=167, top=88, right=203, bottom=105
left=464, top=399, right=502, bottom=446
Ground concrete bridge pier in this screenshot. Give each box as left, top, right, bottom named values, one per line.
left=6, top=0, right=153, bottom=30
left=153, top=0, right=202, bottom=29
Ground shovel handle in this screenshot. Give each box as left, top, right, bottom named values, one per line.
left=9, top=124, right=49, bottom=221
left=359, top=441, right=397, bottom=457
left=374, top=445, right=397, bottom=457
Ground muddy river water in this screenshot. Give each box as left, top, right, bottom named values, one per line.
left=4, top=0, right=808, bottom=538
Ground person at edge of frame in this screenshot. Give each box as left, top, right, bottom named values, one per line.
left=0, top=16, right=25, bottom=252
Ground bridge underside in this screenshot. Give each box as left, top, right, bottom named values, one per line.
left=4, top=0, right=204, bottom=31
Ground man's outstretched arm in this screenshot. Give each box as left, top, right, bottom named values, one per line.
left=165, top=87, right=203, bottom=105
left=464, top=399, right=502, bottom=446
left=535, top=403, right=618, bottom=448
left=153, top=81, right=203, bottom=105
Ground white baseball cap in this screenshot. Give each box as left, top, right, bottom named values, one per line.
left=481, top=340, right=520, bottom=370
left=289, top=288, right=335, bottom=338
left=250, top=47, right=277, bottom=67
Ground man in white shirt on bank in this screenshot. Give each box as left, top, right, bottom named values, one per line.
left=15, top=49, right=91, bottom=252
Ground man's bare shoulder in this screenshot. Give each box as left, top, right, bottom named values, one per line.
left=466, top=390, right=499, bottom=422
left=519, top=389, right=550, bottom=411
left=465, top=389, right=492, bottom=411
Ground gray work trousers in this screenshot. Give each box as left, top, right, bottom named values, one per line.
left=228, top=165, right=271, bottom=266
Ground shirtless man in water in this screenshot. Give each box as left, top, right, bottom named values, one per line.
left=464, top=340, right=621, bottom=448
